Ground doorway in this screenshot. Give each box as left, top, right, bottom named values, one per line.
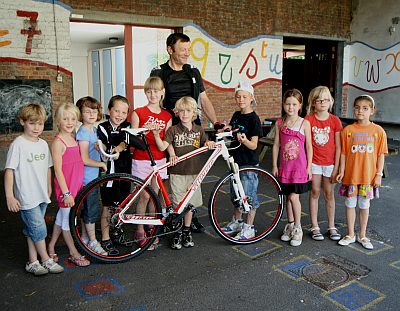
left=282, top=37, right=338, bottom=114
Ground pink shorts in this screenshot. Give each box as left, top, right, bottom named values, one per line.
left=131, top=158, right=168, bottom=180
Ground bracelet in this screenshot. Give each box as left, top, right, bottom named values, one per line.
left=61, top=191, right=72, bottom=200
left=376, top=172, right=383, bottom=176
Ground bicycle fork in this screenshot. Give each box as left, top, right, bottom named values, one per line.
left=227, top=157, right=252, bottom=213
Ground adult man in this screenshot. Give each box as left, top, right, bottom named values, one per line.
left=150, top=33, right=219, bottom=127
left=150, top=33, right=221, bottom=233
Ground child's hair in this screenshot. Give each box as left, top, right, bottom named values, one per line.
left=54, top=103, right=80, bottom=131
left=174, top=96, right=198, bottom=121
left=108, top=95, right=130, bottom=110
left=144, top=76, right=164, bottom=92
left=283, top=88, right=303, bottom=116
left=354, top=94, right=375, bottom=109
left=307, top=86, right=334, bottom=114
left=18, top=103, right=46, bottom=122
left=75, top=96, right=103, bottom=122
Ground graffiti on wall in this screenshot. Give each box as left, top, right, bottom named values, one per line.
left=343, top=41, right=400, bottom=92
left=0, top=0, right=72, bottom=71
left=184, top=23, right=283, bottom=89
left=0, top=79, right=53, bottom=133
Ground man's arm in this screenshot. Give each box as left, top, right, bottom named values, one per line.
left=199, top=91, right=217, bottom=124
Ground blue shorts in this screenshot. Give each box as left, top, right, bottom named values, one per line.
left=20, top=202, right=48, bottom=243
left=230, top=170, right=260, bottom=209
left=81, top=187, right=100, bottom=224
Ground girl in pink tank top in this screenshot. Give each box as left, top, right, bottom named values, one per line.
left=47, top=103, right=89, bottom=267
left=272, top=89, right=312, bottom=247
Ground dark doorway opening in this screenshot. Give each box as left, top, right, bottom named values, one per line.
left=282, top=37, right=338, bottom=115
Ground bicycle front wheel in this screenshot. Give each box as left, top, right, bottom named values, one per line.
left=209, top=166, right=284, bottom=244
left=70, top=173, right=162, bottom=264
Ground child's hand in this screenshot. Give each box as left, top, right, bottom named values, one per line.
left=237, top=133, right=247, bottom=144
left=307, top=167, right=312, bottom=181
left=169, top=155, right=178, bottom=166
left=373, top=175, right=382, bottom=188
left=94, top=142, right=100, bottom=152
left=100, top=162, right=107, bottom=172
left=272, top=166, right=278, bottom=178
left=220, top=124, right=231, bottom=133
left=63, top=195, right=75, bottom=208
left=330, top=168, right=339, bottom=184
left=205, top=141, right=215, bottom=149
left=6, top=196, right=21, bottom=212
left=336, top=172, right=343, bottom=183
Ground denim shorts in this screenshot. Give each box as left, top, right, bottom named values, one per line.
left=81, top=187, right=100, bottom=224
left=230, top=170, right=260, bottom=209
left=20, top=202, right=48, bottom=243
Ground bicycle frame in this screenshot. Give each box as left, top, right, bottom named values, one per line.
left=117, top=130, right=251, bottom=227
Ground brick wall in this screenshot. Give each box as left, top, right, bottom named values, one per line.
left=0, top=0, right=351, bottom=146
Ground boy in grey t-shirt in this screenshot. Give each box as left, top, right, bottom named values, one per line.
left=4, top=103, right=63, bottom=275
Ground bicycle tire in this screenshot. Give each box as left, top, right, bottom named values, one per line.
left=70, top=173, right=162, bottom=263
left=208, top=166, right=284, bottom=244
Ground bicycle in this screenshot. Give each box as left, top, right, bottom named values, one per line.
left=70, top=128, right=284, bottom=263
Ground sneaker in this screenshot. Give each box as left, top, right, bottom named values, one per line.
left=357, top=236, right=373, bottom=249
left=101, top=239, right=119, bottom=255
left=182, top=230, right=195, bottom=247
left=338, top=235, right=356, bottom=246
left=223, top=219, right=244, bottom=235
left=233, top=224, right=255, bottom=240
left=190, top=217, right=205, bottom=233
left=281, top=222, right=294, bottom=242
left=290, top=224, right=303, bottom=247
left=25, top=260, right=48, bottom=276
left=42, top=258, right=64, bottom=273
left=171, top=230, right=183, bottom=250
left=88, top=240, right=107, bottom=255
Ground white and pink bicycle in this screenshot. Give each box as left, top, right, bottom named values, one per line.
left=70, top=128, right=283, bottom=263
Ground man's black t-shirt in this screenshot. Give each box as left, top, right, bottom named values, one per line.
left=229, top=111, right=263, bottom=166
left=150, top=62, right=205, bottom=123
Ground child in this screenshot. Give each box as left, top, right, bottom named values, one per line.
left=153, top=96, right=214, bottom=249
left=97, top=95, right=139, bottom=252
left=76, top=96, right=108, bottom=255
left=272, top=89, right=313, bottom=247
left=221, top=80, right=263, bottom=240
left=336, top=95, right=387, bottom=249
left=47, top=103, right=90, bottom=267
left=4, top=103, right=64, bottom=275
left=130, top=76, right=172, bottom=249
left=305, top=86, right=342, bottom=241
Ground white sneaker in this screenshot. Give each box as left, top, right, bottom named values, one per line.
left=223, top=219, right=244, bottom=235
left=281, top=222, right=294, bottom=241
left=25, top=260, right=48, bottom=276
left=88, top=240, right=107, bottom=255
left=290, top=224, right=303, bottom=247
left=42, top=258, right=64, bottom=273
left=338, top=235, right=356, bottom=246
left=233, top=224, right=255, bottom=240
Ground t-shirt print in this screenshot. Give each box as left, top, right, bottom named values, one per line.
left=312, top=126, right=331, bottom=146
left=174, top=131, right=201, bottom=149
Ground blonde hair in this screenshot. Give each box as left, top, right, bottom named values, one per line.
left=307, top=86, right=334, bottom=114
left=54, top=103, right=80, bottom=131
left=144, top=76, right=164, bottom=92
left=75, top=96, right=103, bottom=122
left=18, top=103, right=46, bottom=122
left=174, top=96, right=198, bottom=121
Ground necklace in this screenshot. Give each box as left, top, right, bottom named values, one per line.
left=286, top=116, right=299, bottom=128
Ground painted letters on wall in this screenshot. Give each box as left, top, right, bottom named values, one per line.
left=184, top=23, right=283, bottom=90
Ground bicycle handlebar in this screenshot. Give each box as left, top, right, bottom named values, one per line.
left=98, top=140, right=120, bottom=160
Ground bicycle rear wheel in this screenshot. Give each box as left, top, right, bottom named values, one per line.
left=70, top=173, right=162, bottom=263
left=209, top=166, right=284, bottom=244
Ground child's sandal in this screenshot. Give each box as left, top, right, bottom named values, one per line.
left=310, top=226, right=324, bottom=241
left=68, top=255, right=90, bottom=267
left=327, top=227, right=341, bottom=241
